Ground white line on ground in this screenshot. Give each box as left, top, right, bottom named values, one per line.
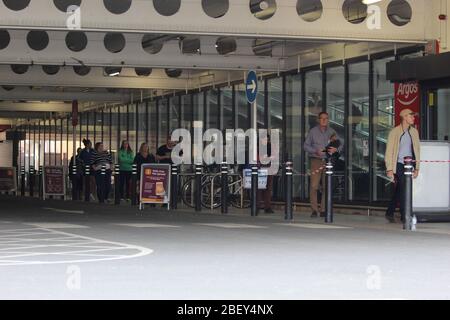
left=275, top=223, right=353, bottom=229
left=27, top=223, right=89, bottom=229
left=114, top=223, right=181, bottom=228
left=42, top=207, right=85, bottom=214
left=0, top=225, right=153, bottom=266
left=195, top=223, right=268, bottom=229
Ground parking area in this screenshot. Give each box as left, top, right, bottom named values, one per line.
left=1, top=195, right=450, bottom=300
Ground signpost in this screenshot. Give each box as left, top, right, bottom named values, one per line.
left=0, top=167, right=17, bottom=194
left=43, top=165, right=66, bottom=200
left=246, top=70, right=259, bottom=216
left=139, top=163, right=171, bottom=210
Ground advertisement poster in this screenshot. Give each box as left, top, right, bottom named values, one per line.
left=43, top=166, right=66, bottom=198
left=395, top=81, right=421, bottom=130
left=139, top=164, right=171, bottom=209
left=0, top=167, right=17, bottom=192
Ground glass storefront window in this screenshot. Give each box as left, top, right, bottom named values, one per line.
left=221, top=86, right=233, bottom=130
left=181, top=94, right=193, bottom=131
left=373, top=58, right=395, bottom=202
left=138, top=102, right=147, bottom=150
left=158, top=98, right=169, bottom=147
left=235, top=84, right=250, bottom=131
left=286, top=73, right=302, bottom=199
left=169, top=96, right=180, bottom=134
left=348, top=61, right=370, bottom=201
left=206, top=89, right=219, bottom=130
left=305, top=70, right=323, bottom=134
left=326, top=66, right=346, bottom=201
left=149, top=100, right=157, bottom=153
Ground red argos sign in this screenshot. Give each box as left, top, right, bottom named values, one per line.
left=395, top=81, right=420, bottom=129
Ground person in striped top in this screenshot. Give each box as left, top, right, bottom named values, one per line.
left=90, top=142, right=113, bottom=203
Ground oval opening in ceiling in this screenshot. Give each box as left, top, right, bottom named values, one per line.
left=53, top=0, right=81, bottom=12
left=103, top=0, right=132, bottom=14
left=202, top=0, right=229, bottom=18
left=153, top=0, right=181, bottom=16
left=249, top=0, right=277, bottom=20
left=27, top=31, right=50, bottom=51
left=297, top=0, right=323, bottom=22
left=2, top=0, right=31, bottom=11
left=342, top=0, right=367, bottom=24
left=387, top=0, right=412, bottom=26
left=66, top=31, right=88, bottom=52
left=104, top=33, right=126, bottom=53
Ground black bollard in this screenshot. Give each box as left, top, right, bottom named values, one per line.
left=131, top=164, right=137, bottom=206
left=20, top=166, right=25, bottom=196
left=29, top=166, right=35, bottom=197
left=71, top=163, right=78, bottom=201
left=114, top=164, right=120, bottom=205
left=84, top=165, right=91, bottom=202
left=325, top=160, right=334, bottom=223
left=195, top=164, right=202, bottom=212
left=221, top=162, right=228, bottom=214
left=403, top=157, right=414, bottom=231
left=251, top=165, right=258, bottom=217
left=171, top=165, right=178, bottom=210
left=100, top=165, right=106, bottom=204
left=285, top=161, right=293, bottom=221
left=38, top=166, right=43, bottom=199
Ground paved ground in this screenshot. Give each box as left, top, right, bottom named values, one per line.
left=0, top=195, right=450, bottom=300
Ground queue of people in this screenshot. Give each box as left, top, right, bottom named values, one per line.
left=70, top=138, right=174, bottom=204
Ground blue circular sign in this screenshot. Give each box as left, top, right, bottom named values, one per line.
left=246, top=70, right=258, bottom=104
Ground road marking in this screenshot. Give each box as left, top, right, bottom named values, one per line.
left=27, top=223, right=89, bottom=229
left=0, top=225, right=153, bottom=266
left=114, top=223, right=181, bottom=228
left=276, top=223, right=353, bottom=229
left=42, top=207, right=85, bottom=214
left=195, top=223, right=267, bottom=229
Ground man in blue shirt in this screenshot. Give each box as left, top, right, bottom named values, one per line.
left=304, top=112, right=341, bottom=217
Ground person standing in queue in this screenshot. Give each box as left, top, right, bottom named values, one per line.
left=385, top=108, right=421, bottom=224
left=257, top=134, right=274, bottom=214
left=156, top=137, right=176, bottom=165
left=69, top=147, right=83, bottom=200
left=90, top=142, right=113, bottom=204
left=118, top=140, right=134, bottom=201
left=304, top=112, right=341, bottom=218
left=134, top=142, right=156, bottom=200
left=80, top=138, right=96, bottom=201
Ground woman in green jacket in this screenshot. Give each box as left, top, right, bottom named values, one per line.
left=118, top=140, right=134, bottom=200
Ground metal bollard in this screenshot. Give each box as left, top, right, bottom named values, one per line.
left=20, top=166, right=25, bottom=196
left=195, top=164, right=202, bottom=212
left=325, top=160, right=334, bottom=223
left=84, top=165, right=91, bottom=202
left=100, top=165, right=106, bottom=203
left=114, top=164, right=120, bottom=205
left=221, top=162, right=228, bottom=214
left=251, top=165, right=258, bottom=217
left=131, top=164, right=137, bottom=206
left=29, top=166, right=35, bottom=197
left=71, top=164, right=78, bottom=201
left=38, top=166, right=43, bottom=199
left=285, top=161, right=293, bottom=221
left=171, top=165, right=178, bottom=210
left=403, top=157, right=414, bottom=231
